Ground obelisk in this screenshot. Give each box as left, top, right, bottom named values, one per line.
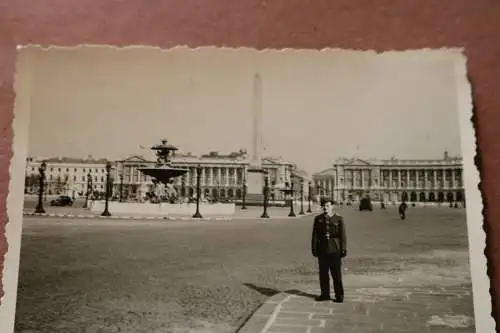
left=246, top=73, right=266, bottom=204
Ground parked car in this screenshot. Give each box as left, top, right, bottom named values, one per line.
left=50, top=195, right=74, bottom=207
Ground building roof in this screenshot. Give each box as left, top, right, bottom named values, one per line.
left=119, top=155, right=152, bottom=163
left=333, top=155, right=463, bottom=167
left=313, top=168, right=336, bottom=177
left=27, top=156, right=110, bottom=165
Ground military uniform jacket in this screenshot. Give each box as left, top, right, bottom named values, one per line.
left=311, top=213, right=347, bottom=257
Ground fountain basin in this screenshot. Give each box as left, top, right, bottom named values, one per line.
left=89, top=201, right=236, bottom=216
left=137, top=166, right=188, bottom=182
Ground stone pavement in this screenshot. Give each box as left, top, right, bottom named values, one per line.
left=238, top=286, right=474, bottom=333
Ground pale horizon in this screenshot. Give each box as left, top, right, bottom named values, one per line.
left=26, top=47, right=464, bottom=174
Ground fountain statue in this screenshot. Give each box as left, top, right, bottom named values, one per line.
left=138, top=139, right=188, bottom=202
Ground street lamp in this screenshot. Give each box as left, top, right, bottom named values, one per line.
left=241, top=169, right=247, bottom=210
left=288, top=172, right=296, bottom=217
left=119, top=164, right=124, bottom=203
left=307, top=181, right=312, bottom=213
left=181, top=176, right=186, bottom=199
left=83, top=170, right=93, bottom=209
left=34, top=161, right=47, bottom=214
left=261, top=175, right=269, bottom=218
left=193, top=164, right=203, bottom=218
left=101, top=161, right=112, bottom=217
left=299, top=179, right=305, bottom=215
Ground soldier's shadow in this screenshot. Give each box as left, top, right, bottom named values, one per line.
left=243, top=283, right=316, bottom=299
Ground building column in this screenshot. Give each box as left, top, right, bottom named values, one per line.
left=433, top=169, right=437, bottom=190
left=452, top=169, right=456, bottom=189
left=388, top=171, right=392, bottom=190
left=201, top=167, right=206, bottom=187
left=217, top=168, right=221, bottom=188
left=397, top=170, right=401, bottom=189
left=225, top=167, right=228, bottom=188
left=407, top=170, right=411, bottom=189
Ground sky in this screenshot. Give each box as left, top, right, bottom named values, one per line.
left=24, top=46, right=465, bottom=174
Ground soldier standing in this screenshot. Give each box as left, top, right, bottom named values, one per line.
left=311, top=198, right=347, bottom=302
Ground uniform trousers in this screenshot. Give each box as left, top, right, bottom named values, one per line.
left=318, top=254, right=344, bottom=299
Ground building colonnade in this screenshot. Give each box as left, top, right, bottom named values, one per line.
left=313, top=156, right=465, bottom=205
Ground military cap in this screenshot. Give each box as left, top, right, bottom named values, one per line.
left=320, top=197, right=333, bottom=206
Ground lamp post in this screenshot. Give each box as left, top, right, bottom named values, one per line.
left=193, top=164, right=203, bottom=218
left=101, top=161, right=112, bottom=217
left=307, top=181, right=312, bottom=213
left=34, top=161, right=47, bottom=214
left=181, top=176, right=186, bottom=199
left=119, top=172, right=124, bottom=202
left=299, top=179, right=305, bottom=215
left=241, top=169, right=247, bottom=210
left=83, top=170, right=93, bottom=208
left=288, top=172, right=296, bottom=217
left=261, top=175, right=269, bottom=218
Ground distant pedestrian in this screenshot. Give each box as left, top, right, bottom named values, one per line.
left=311, top=198, right=347, bottom=302
left=398, top=202, right=408, bottom=220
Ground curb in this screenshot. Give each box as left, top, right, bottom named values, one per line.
left=22, top=211, right=314, bottom=221
left=22, top=212, right=232, bottom=221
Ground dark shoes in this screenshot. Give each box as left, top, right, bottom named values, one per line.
left=315, top=294, right=344, bottom=303
left=315, top=295, right=331, bottom=302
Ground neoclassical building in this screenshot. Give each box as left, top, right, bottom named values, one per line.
left=25, top=152, right=310, bottom=202
left=116, top=152, right=309, bottom=202
left=25, top=157, right=109, bottom=195
left=313, top=151, right=464, bottom=204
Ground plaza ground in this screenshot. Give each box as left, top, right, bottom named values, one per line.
left=15, top=207, right=474, bottom=333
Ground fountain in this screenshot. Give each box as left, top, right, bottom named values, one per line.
left=138, top=139, right=187, bottom=184
left=138, top=140, right=187, bottom=202
left=89, top=139, right=236, bottom=217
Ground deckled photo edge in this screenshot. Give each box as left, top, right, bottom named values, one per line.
left=0, top=46, right=38, bottom=333
left=15, top=43, right=466, bottom=57
left=1, top=45, right=494, bottom=333
left=454, top=52, right=495, bottom=332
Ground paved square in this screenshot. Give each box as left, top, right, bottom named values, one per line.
left=15, top=207, right=474, bottom=333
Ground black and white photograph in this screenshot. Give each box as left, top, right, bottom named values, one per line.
left=3, top=46, right=491, bottom=333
